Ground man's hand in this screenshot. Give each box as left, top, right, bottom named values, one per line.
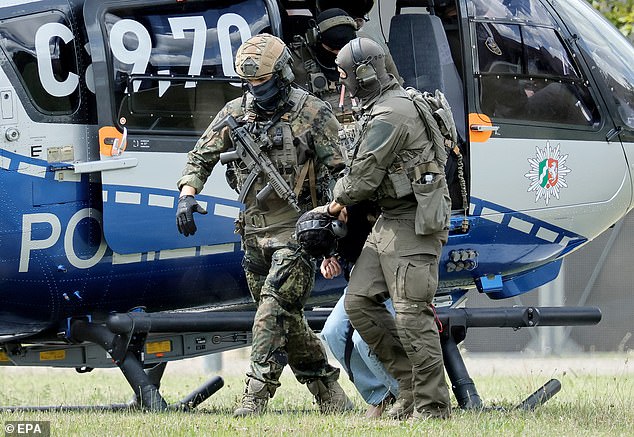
left=327, top=202, right=347, bottom=223
left=336, top=207, right=348, bottom=224
left=176, top=195, right=208, bottom=236
left=320, top=256, right=342, bottom=279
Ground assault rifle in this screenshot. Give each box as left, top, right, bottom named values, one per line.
left=215, top=114, right=301, bottom=212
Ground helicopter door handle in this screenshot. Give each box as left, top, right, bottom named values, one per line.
left=470, top=124, right=500, bottom=133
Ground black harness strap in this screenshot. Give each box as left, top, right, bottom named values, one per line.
left=343, top=320, right=355, bottom=382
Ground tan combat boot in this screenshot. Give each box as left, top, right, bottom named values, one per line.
left=387, top=389, right=415, bottom=420
left=233, top=378, right=270, bottom=417
left=307, top=379, right=355, bottom=413
left=411, top=403, right=451, bottom=420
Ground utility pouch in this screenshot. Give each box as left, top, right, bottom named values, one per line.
left=413, top=175, right=451, bottom=235
left=388, top=169, right=414, bottom=198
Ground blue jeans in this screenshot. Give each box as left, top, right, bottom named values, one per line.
left=321, top=292, right=399, bottom=405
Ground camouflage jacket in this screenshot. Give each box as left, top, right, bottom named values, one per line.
left=178, top=86, right=345, bottom=244
left=290, top=42, right=353, bottom=124
left=290, top=38, right=402, bottom=123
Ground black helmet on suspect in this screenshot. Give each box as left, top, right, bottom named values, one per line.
left=234, top=34, right=295, bottom=112
left=336, top=37, right=390, bottom=100
left=296, top=210, right=348, bottom=258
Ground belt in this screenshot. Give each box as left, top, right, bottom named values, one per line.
left=245, top=208, right=299, bottom=229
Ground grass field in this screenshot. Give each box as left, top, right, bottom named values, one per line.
left=0, top=352, right=633, bottom=436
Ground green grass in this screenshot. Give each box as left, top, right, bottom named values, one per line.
left=1, top=358, right=633, bottom=437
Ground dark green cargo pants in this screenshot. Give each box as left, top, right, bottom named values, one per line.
left=344, top=216, right=451, bottom=417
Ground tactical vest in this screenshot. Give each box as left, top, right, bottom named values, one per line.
left=370, top=89, right=443, bottom=200
left=232, top=88, right=313, bottom=210
left=374, top=88, right=453, bottom=235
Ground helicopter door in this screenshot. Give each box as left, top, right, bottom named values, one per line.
left=83, top=0, right=281, bottom=254
left=548, top=0, right=634, bottom=212
left=465, top=0, right=630, bottom=235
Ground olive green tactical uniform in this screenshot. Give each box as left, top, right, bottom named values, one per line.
left=177, top=87, right=345, bottom=397
left=333, top=78, right=452, bottom=418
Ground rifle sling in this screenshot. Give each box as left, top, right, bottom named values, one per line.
left=308, top=160, right=317, bottom=208
left=294, top=159, right=318, bottom=208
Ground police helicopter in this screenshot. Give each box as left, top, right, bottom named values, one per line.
left=0, top=0, right=632, bottom=411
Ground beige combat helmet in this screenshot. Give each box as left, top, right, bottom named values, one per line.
left=234, top=33, right=295, bottom=83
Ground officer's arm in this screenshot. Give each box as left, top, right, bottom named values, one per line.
left=332, top=117, right=402, bottom=206
left=180, top=185, right=196, bottom=197
left=311, top=103, right=346, bottom=175
left=176, top=105, right=235, bottom=193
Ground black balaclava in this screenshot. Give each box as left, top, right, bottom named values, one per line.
left=318, top=9, right=357, bottom=50
left=245, top=74, right=289, bottom=113
left=313, top=45, right=340, bottom=81
left=314, top=9, right=357, bottom=81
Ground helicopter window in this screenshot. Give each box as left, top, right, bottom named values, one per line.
left=103, top=0, right=271, bottom=134
left=476, top=21, right=599, bottom=126
left=468, top=0, right=555, bottom=25
left=0, top=10, right=80, bottom=115
left=524, top=26, right=578, bottom=78
left=553, top=0, right=634, bottom=129
left=476, top=23, right=522, bottom=75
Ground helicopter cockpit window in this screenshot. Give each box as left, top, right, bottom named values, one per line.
left=468, top=0, right=555, bottom=25
left=476, top=21, right=599, bottom=126
left=553, top=0, right=634, bottom=129
left=103, top=0, right=270, bottom=134
left=0, top=11, right=80, bottom=115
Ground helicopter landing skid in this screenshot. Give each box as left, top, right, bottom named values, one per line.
left=438, top=306, right=600, bottom=410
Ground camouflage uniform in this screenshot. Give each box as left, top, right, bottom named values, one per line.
left=177, top=86, right=346, bottom=404
left=290, top=39, right=402, bottom=159
left=333, top=77, right=452, bottom=419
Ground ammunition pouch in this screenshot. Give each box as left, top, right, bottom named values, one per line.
left=379, top=160, right=442, bottom=199
left=242, top=254, right=271, bottom=277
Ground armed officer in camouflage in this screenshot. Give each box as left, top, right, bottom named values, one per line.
left=289, top=6, right=401, bottom=157
left=324, top=37, right=453, bottom=420
left=175, top=34, right=352, bottom=417
left=289, top=7, right=358, bottom=121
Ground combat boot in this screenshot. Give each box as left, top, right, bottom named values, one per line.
left=387, top=389, right=415, bottom=420
left=307, top=379, right=354, bottom=413
left=233, top=378, right=270, bottom=417
left=411, top=404, right=451, bottom=420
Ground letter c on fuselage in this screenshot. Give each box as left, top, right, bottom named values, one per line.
left=35, top=22, right=79, bottom=98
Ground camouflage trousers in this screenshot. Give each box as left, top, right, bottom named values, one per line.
left=344, top=216, right=451, bottom=417
left=243, top=244, right=339, bottom=396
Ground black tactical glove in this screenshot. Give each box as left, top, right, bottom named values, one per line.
left=176, top=195, right=208, bottom=236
